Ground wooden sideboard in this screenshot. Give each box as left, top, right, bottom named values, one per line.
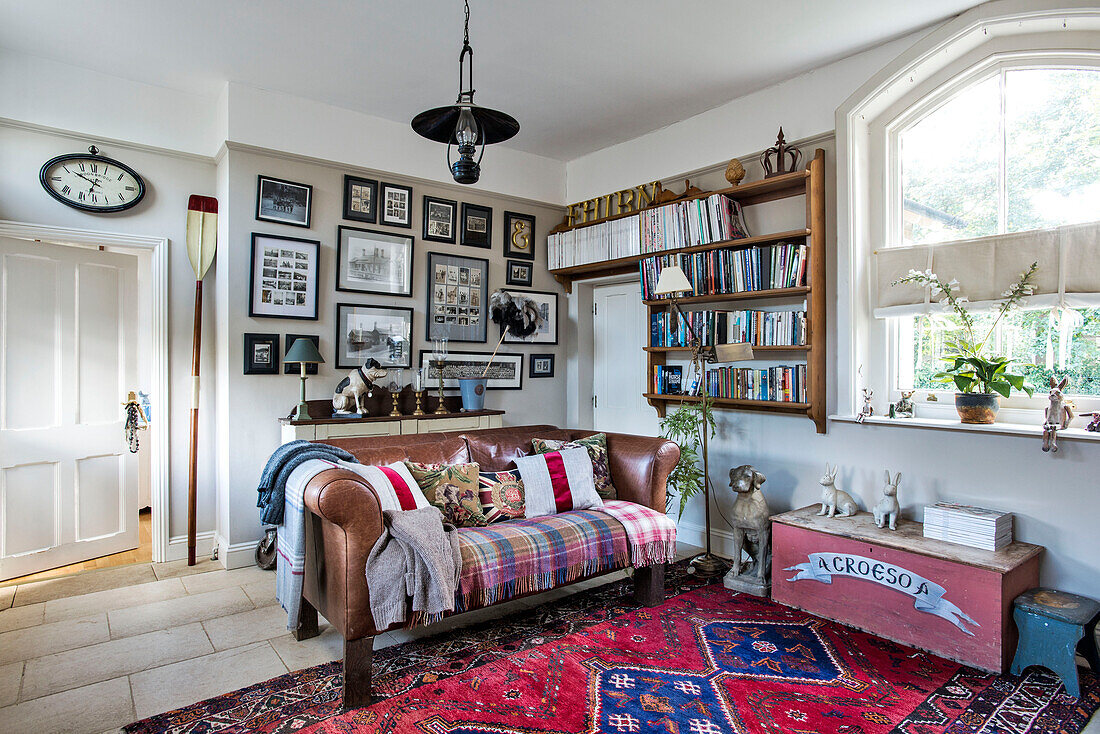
left=771, top=505, right=1042, bottom=673
left=279, top=398, right=503, bottom=442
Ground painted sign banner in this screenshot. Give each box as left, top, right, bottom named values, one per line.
left=785, top=552, right=980, bottom=635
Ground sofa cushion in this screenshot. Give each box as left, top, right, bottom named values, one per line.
left=321, top=435, right=470, bottom=467
left=532, top=432, right=617, bottom=500
left=460, top=425, right=564, bottom=471
left=477, top=469, right=525, bottom=524
left=513, top=448, right=603, bottom=517
left=404, top=461, right=488, bottom=527
left=336, top=460, right=430, bottom=512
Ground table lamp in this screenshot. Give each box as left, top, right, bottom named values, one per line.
left=654, top=263, right=754, bottom=578
left=285, top=338, right=325, bottom=420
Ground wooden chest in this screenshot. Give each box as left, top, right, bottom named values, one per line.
left=771, top=506, right=1042, bottom=673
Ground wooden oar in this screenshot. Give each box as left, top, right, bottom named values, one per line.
left=185, top=195, right=218, bottom=565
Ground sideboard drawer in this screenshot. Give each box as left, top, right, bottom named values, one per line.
left=416, top=415, right=484, bottom=433
left=315, top=421, right=400, bottom=439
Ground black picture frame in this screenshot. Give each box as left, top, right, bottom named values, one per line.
left=425, top=251, right=489, bottom=343
left=418, top=350, right=523, bottom=390
left=249, top=233, right=320, bottom=320
left=335, top=303, right=414, bottom=369
left=422, top=195, right=457, bottom=244
left=529, top=353, right=555, bottom=378
left=343, top=174, right=378, bottom=223
left=505, top=259, right=533, bottom=286
left=283, top=334, right=320, bottom=375
left=243, top=333, right=280, bottom=375
left=256, top=175, right=312, bottom=228
left=335, top=225, right=413, bottom=296
left=461, top=203, right=492, bottom=249
left=503, top=211, right=536, bottom=260
left=379, top=182, right=413, bottom=228
left=502, top=289, right=558, bottom=345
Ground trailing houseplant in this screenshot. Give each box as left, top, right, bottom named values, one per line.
left=893, top=262, right=1038, bottom=423
left=659, top=395, right=716, bottom=518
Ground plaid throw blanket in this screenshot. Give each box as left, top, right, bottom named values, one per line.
left=599, top=499, right=678, bottom=567
left=276, top=459, right=338, bottom=630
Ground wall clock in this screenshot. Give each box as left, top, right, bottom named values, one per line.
left=39, top=146, right=146, bottom=213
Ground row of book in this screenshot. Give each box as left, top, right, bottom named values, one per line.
left=547, top=213, right=640, bottom=270
left=640, top=194, right=750, bottom=252
left=650, top=309, right=807, bottom=348
left=639, top=241, right=809, bottom=300
left=651, top=365, right=683, bottom=395
left=923, top=503, right=1013, bottom=551
left=703, top=365, right=808, bottom=403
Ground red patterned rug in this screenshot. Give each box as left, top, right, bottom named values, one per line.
left=125, top=566, right=1098, bottom=734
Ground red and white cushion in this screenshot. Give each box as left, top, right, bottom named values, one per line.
left=512, top=447, right=603, bottom=518
left=338, top=460, right=429, bottom=512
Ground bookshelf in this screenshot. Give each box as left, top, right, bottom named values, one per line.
left=549, top=149, right=827, bottom=433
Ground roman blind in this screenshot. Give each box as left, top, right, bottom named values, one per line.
left=873, top=220, right=1100, bottom=318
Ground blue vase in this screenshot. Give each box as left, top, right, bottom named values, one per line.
left=459, top=377, right=487, bottom=411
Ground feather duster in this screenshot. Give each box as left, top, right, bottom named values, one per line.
left=489, top=289, right=544, bottom=338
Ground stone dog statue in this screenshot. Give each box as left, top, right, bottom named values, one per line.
left=332, top=358, right=388, bottom=416
left=723, top=465, right=771, bottom=595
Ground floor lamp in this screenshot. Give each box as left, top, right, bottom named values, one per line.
left=653, top=264, right=754, bottom=578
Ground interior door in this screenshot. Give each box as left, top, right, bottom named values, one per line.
left=592, top=280, right=656, bottom=435
left=0, top=237, right=139, bottom=580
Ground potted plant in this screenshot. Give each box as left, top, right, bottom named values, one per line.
left=659, top=396, right=715, bottom=518
left=893, top=262, right=1038, bottom=423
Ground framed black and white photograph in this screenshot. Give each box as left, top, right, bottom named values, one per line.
left=343, top=174, right=378, bottom=223
left=426, top=251, right=488, bottom=343
left=256, top=175, right=312, bottom=228
left=336, top=226, right=413, bottom=296
left=503, top=211, right=536, bottom=260
left=418, top=350, right=523, bottom=390
left=502, top=289, right=558, bottom=345
left=380, top=182, right=413, bottom=228
left=505, top=259, right=533, bottom=286
left=422, top=195, right=457, bottom=244
left=461, top=203, right=492, bottom=249
left=529, top=353, right=555, bottom=378
left=336, top=303, right=413, bottom=369
left=243, top=333, right=280, bottom=375
left=249, top=233, right=320, bottom=320
left=283, top=334, right=320, bottom=375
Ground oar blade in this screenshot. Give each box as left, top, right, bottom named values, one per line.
left=186, top=195, right=219, bottom=280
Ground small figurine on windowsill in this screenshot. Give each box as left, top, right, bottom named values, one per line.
left=1041, top=376, right=1073, bottom=453
left=873, top=470, right=901, bottom=531
left=1081, top=412, right=1100, bottom=432
left=889, top=390, right=915, bottom=419
left=856, top=387, right=874, bottom=424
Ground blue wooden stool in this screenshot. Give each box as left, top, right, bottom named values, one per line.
left=1011, top=588, right=1100, bottom=698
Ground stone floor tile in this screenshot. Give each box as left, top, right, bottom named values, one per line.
left=240, top=578, right=277, bottom=608
left=0, top=614, right=109, bottom=666
left=0, top=676, right=133, bottom=734
left=0, top=602, right=45, bottom=634
left=180, top=566, right=273, bottom=595
left=0, top=661, right=22, bottom=707
left=201, top=604, right=288, bottom=651
left=22, top=623, right=213, bottom=701
left=269, top=625, right=343, bottom=671
left=150, top=558, right=223, bottom=581
left=107, top=586, right=252, bottom=639
left=129, top=642, right=286, bottom=720
left=43, top=578, right=186, bottom=624
left=13, top=565, right=158, bottom=607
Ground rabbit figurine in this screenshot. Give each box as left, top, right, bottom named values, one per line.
left=1041, top=376, right=1073, bottom=453
left=817, top=463, right=859, bottom=518
left=873, top=471, right=901, bottom=530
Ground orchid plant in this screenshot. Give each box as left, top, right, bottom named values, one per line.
left=893, top=262, right=1039, bottom=398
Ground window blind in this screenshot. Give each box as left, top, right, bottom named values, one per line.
left=873, top=221, right=1100, bottom=318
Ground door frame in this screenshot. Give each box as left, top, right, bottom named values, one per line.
left=0, top=220, right=170, bottom=563
left=571, top=273, right=640, bottom=429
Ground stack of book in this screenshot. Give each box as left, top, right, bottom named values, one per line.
left=547, top=213, right=640, bottom=270
left=638, top=240, right=809, bottom=300
left=703, top=364, right=807, bottom=403
left=640, top=194, right=749, bottom=251
left=923, top=503, right=1013, bottom=551
left=650, top=308, right=807, bottom=348
left=651, top=365, right=683, bottom=395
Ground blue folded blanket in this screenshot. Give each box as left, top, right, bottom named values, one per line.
left=257, top=440, right=356, bottom=525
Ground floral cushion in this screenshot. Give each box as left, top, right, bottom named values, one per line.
left=404, top=461, right=488, bottom=527
left=531, top=433, right=616, bottom=500
left=477, top=470, right=525, bottom=524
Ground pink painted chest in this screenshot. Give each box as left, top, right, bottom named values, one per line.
left=771, top=506, right=1042, bottom=673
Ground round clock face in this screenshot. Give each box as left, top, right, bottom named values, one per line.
left=39, top=153, right=146, bottom=213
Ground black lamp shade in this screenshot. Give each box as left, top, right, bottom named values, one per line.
left=411, top=104, right=519, bottom=146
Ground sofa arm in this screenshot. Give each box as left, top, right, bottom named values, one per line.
left=301, top=468, right=385, bottom=640
left=601, top=433, right=680, bottom=513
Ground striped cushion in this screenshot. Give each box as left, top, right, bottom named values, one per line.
left=337, top=460, right=429, bottom=512
left=512, top=447, right=602, bottom=518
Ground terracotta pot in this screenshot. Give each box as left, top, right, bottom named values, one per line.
left=954, top=392, right=999, bottom=424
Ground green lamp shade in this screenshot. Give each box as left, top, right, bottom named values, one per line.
left=285, top=338, right=324, bottom=365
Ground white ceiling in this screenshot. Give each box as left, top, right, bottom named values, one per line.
left=0, top=1, right=983, bottom=161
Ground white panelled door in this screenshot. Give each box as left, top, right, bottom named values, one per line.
left=0, top=237, right=139, bottom=580
left=592, top=281, right=656, bottom=435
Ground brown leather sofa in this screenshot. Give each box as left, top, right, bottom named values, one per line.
left=294, top=424, right=679, bottom=709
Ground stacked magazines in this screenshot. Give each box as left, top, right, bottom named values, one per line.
left=923, top=503, right=1013, bottom=550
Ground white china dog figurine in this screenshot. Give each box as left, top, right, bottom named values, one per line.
left=332, top=358, right=388, bottom=415
left=726, top=465, right=771, bottom=585
left=873, top=470, right=901, bottom=530
left=817, top=463, right=859, bottom=517
left=1041, top=376, right=1073, bottom=453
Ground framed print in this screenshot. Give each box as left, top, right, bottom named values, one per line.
left=249, top=233, right=320, bottom=320
left=256, top=175, right=312, bottom=228
left=505, top=259, right=533, bottom=286
left=426, top=251, right=488, bottom=343
left=503, top=211, right=536, bottom=260
left=380, top=182, right=413, bottom=228
left=283, top=334, right=320, bottom=375
left=243, top=333, right=280, bottom=375
left=336, top=226, right=413, bottom=296
left=422, top=195, right=457, bottom=244
left=343, top=174, right=378, bottom=223
left=418, top=350, right=522, bottom=390
left=502, top=289, right=558, bottom=345
left=461, top=203, right=492, bottom=249
left=529, top=353, right=555, bottom=378
left=336, top=303, right=413, bottom=369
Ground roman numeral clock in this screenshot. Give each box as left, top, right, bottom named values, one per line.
left=39, top=145, right=146, bottom=213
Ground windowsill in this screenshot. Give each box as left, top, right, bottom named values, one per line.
left=829, top=413, right=1100, bottom=443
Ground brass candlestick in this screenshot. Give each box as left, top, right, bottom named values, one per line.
left=414, top=390, right=425, bottom=415
left=432, top=359, right=448, bottom=414
left=389, top=389, right=401, bottom=417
